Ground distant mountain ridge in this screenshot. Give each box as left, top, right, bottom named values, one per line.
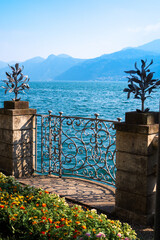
left=1, top=39, right=160, bottom=81
left=136, top=39, right=160, bottom=53
left=0, top=55, right=85, bottom=81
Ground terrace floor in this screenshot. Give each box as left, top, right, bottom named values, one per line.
left=16, top=174, right=154, bottom=239
left=17, top=174, right=115, bottom=214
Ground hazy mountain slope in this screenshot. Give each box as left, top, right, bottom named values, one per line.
left=22, top=54, right=84, bottom=81
left=136, top=39, right=160, bottom=53
left=0, top=61, right=8, bottom=69
left=33, top=54, right=84, bottom=81
left=55, top=49, right=160, bottom=81
left=1, top=39, right=160, bottom=81
left=0, top=55, right=84, bottom=81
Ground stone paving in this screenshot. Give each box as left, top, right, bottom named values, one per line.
left=17, top=174, right=115, bottom=214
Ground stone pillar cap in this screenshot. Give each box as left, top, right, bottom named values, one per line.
left=4, top=101, right=29, bottom=109
left=125, top=111, right=159, bottom=125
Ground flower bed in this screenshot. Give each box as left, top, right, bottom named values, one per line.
left=0, top=172, right=138, bottom=240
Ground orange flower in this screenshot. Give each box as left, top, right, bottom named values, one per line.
left=45, top=190, right=49, bottom=194
left=76, top=221, right=80, bottom=225
left=36, top=203, right=39, bottom=207
left=20, top=206, right=25, bottom=210
left=0, top=205, right=4, bottom=208
left=32, top=221, right=37, bottom=225
left=48, top=218, right=52, bottom=223
left=41, top=216, right=47, bottom=220
left=42, top=203, right=46, bottom=207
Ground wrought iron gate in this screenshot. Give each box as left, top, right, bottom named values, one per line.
left=35, top=111, right=120, bottom=186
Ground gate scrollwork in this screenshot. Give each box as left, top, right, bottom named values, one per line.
left=35, top=112, right=120, bottom=186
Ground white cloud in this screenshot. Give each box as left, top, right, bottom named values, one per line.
left=144, top=22, right=160, bottom=32
left=128, top=22, right=160, bottom=34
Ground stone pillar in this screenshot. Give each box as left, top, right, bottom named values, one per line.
left=0, top=101, right=36, bottom=178
left=115, top=112, right=159, bottom=225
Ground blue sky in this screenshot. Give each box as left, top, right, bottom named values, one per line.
left=0, top=0, right=160, bottom=61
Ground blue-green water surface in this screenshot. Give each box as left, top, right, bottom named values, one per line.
left=0, top=81, right=160, bottom=183
left=0, top=81, right=160, bottom=120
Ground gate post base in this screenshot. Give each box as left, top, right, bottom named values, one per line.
left=115, top=112, right=158, bottom=225
left=0, top=101, right=36, bottom=178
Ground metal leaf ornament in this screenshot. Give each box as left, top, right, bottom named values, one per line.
left=124, top=59, right=160, bottom=112
left=2, top=63, right=30, bottom=101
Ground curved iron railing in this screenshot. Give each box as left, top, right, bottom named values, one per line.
left=35, top=112, right=121, bottom=186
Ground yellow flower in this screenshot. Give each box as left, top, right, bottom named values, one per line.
left=82, top=225, right=86, bottom=229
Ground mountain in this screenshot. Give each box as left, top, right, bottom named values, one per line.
left=1, top=39, right=160, bottom=81
left=0, top=61, right=8, bottom=69
left=136, top=39, right=160, bottom=53
left=55, top=48, right=160, bottom=81
left=0, top=55, right=84, bottom=81
left=31, top=54, right=84, bottom=81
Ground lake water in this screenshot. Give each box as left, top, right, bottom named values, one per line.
left=0, top=81, right=160, bottom=184
left=0, top=81, right=160, bottom=120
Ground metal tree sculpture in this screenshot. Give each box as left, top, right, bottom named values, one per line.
left=2, top=63, right=30, bottom=101
left=124, top=59, right=160, bottom=112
